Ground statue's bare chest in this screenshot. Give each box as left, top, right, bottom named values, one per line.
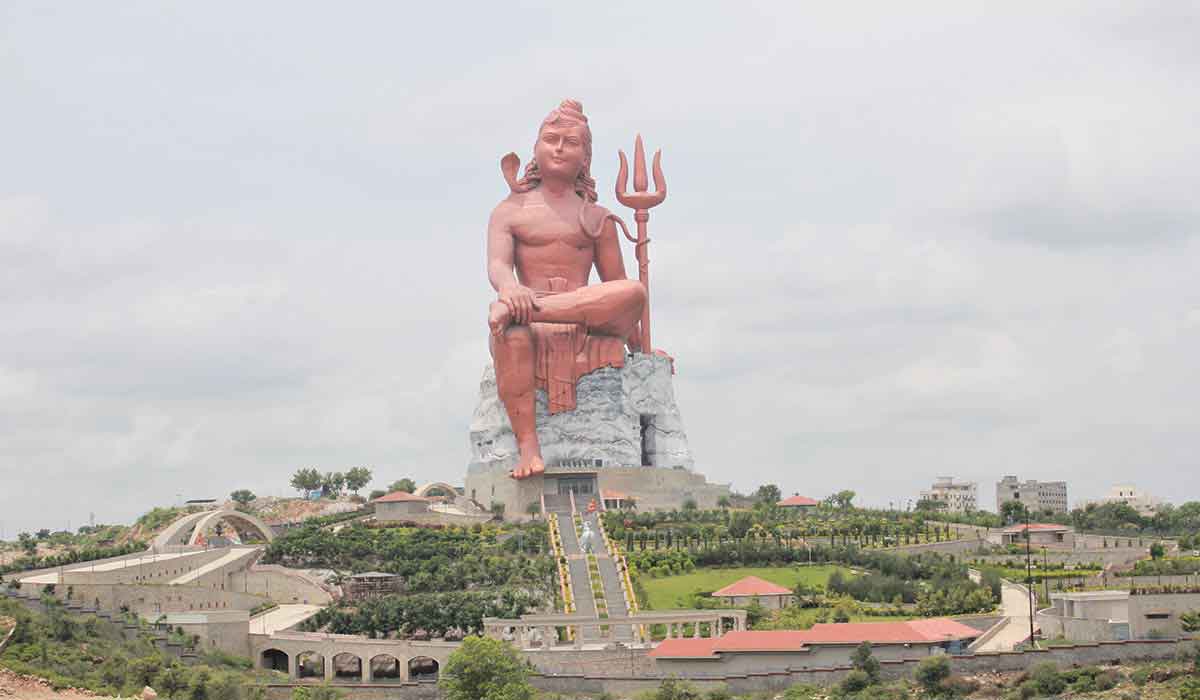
left=510, top=204, right=593, bottom=250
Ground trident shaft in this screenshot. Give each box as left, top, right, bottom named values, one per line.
left=615, top=134, right=666, bottom=354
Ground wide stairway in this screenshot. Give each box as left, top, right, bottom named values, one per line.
left=546, top=493, right=635, bottom=644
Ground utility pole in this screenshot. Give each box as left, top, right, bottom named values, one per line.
left=1024, top=506, right=1036, bottom=648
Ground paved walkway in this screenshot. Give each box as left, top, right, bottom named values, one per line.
left=250, top=604, right=323, bottom=635
left=170, top=547, right=258, bottom=585
left=975, top=582, right=1037, bottom=652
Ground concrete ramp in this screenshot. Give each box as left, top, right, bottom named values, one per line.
left=170, top=547, right=259, bottom=585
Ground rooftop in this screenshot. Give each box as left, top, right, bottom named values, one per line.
left=373, top=491, right=430, bottom=503
left=778, top=495, right=819, bottom=507
left=712, top=576, right=793, bottom=597
left=649, top=619, right=980, bottom=659
left=1002, top=522, right=1072, bottom=533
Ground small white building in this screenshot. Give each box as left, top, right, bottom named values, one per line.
left=989, top=522, right=1075, bottom=548
left=711, top=576, right=794, bottom=610
left=373, top=491, right=431, bottom=520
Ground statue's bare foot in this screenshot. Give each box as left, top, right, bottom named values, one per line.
left=488, top=301, right=511, bottom=337
left=510, top=453, right=545, bottom=480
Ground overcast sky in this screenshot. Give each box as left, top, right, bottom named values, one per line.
left=2, top=3, right=1198, bottom=535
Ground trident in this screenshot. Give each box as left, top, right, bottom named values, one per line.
left=615, top=134, right=666, bottom=354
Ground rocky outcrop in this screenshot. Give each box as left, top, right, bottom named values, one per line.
left=467, top=353, right=694, bottom=474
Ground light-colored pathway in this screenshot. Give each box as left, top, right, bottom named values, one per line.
left=976, top=581, right=1038, bottom=652
left=250, top=603, right=322, bottom=635
left=19, top=550, right=201, bottom=584
left=169, top=547, right=258, bottom=585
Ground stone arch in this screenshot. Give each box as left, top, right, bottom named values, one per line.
left=296, top=651, right=325, bottom=679
left=186, top=509, right=275, bottom=546
left=331, top=652, right=362, bottom=680
left=408, top=656, right=439, bottom=682
left=414, top=482, right=458, bottom=500
left=261, top=648, right=289, bottom=673
left=370, top=654, right=401, bottom=681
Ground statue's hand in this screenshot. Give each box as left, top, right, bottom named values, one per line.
left=499, top=285, right=540, bottom=325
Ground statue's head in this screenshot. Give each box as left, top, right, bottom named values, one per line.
left=519, top=99, right=598, bottom=202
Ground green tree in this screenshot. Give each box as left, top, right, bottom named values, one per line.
left=1000, top=500, right=1028, bottom=525
left=290, top=468, right=323, bottom=495
left=1150, top=541, right=1166, bottom=560
left=156, top=664, right=190, bottom=698
left=344, top=467, right=373, bottom=495
left=230, top=489, right=256, bottom=506
left=440, top=635, right=534, bottom=700
left=322, top=471, right=346, bottom=497
left=652, top=678, right=702, bottom=700
left=716, top=495, right=731, bottom=509
left=913, top=655, right=950, bottom=692
left=18, top=532, right=36, bottom=555
left=389, top=478, right=417, bottom=493
left=850, top=641, right=880, bottom=683
left=755, top=484, right=782, bottom=504
left=830, top=490, right=856, bottom=510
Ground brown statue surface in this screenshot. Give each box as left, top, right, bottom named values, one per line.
left=487, top=100, right=646, bottom=480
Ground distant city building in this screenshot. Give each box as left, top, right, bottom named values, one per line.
left=1083, top=484, right=1163, bottom=517
left=919, top=477, right=978, bottom=513
left=996, top=475, right=1068, bottom=514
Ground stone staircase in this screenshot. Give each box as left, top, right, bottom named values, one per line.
left=584, top=511, right=634, bottom=642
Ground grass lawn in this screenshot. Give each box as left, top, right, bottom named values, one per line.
left=641, top=565, right=846, bottom=610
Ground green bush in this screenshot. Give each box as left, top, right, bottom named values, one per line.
left=838, top=670, right=872, bottom=694
left=651, top=678, right=701, bottom=700
left=1027, top=662, right=1065, bottom=696
left=1131, top=667, right=1152, bottom=686
left=913, top=655, right=951, bottom=691
left=783, top=684, right=821, bottom=700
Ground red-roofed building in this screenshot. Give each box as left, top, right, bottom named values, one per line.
left=372, top=490, right=432, bottom=520
left=601, top=490, right=636, bottom=510
left=990, top=522, right=1074, bottom=547
left=650, top=618, right=983, bottom=673
left=711, top=576, right=795, bottom=610
left=777, top=494, right=819, bottom=514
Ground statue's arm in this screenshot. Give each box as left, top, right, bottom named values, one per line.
left=592, top=214, right=629, bottom=283
left=486, top=201, right=519, bottom=293
left=487, top=200, right=539, bottom=324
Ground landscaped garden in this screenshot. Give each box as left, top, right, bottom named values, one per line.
left=640, top=564, right=845, bottom=610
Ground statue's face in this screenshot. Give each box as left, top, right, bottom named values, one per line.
left=534, top=122, right=587, bottom=182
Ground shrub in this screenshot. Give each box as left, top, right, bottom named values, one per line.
left=705, top=686, right=732, bottom=700
left=839, top=670, right=872, bottom=694
left=652, top=678, right=701, bottom=700
left=938, top=675, right=980, bottom=698
left=783, top=684, right=821, bottom=700
left=1028, top=662, right=1066, bottom=696
left=1131, top=667, right=1152, bottom=686
left=913, top=655, right=951, bottom=691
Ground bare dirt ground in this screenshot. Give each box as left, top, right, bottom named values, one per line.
left=0, top=668, right=119, bottom=699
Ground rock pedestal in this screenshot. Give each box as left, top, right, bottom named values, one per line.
left=467, top=353, right=693, bottom=475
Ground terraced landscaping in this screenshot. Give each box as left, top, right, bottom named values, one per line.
left=640, top=565, right=846, bottom=609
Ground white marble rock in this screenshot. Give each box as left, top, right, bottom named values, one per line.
left=466, top=353, right=694, bottom=474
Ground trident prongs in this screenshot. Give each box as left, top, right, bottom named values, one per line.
left=616, top=134, right=666, bottom=210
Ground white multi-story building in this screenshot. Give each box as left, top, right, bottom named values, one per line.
left=919, top=477, right=978, bottom=513
left=996, top=475, right=1069, bottom=514
left=1083, top=484, right=1163, bottom=517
